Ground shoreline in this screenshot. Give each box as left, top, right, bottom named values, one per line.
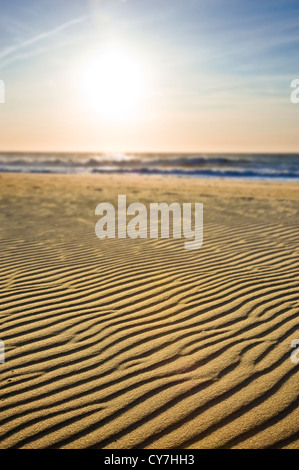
left=1, top=170, right=299, bottom=185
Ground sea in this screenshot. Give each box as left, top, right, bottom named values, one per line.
left=0, top=152, right=299, bottom=181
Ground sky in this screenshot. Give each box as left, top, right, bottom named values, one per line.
left=0, top=0, right=299, bottom=153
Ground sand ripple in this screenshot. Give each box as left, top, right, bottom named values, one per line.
left=0, top=174, right=299, bottom=449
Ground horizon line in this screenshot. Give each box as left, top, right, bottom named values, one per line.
left=0, top=150, right=299, bottom=155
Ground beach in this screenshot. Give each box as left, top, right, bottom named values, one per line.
left=0, top=172, right=299, bottom=449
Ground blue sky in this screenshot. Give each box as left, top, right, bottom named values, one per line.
left=0, top=0, right=298, bottom=152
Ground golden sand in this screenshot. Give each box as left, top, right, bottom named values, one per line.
left=0, top=173, right=299, bottom=449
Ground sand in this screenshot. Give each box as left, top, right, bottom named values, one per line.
left=0, top=172, right=299, bottom=449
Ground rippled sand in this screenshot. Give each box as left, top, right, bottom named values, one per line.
left=0, top=173, right=299, bottom=449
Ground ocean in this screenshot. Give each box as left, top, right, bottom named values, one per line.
left=0, top=152, right=299, bottom=181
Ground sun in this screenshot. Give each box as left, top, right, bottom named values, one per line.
left=80, top=48, right=146, bottom=122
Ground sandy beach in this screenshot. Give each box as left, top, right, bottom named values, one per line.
left=0, top=173, right=299, bottom=449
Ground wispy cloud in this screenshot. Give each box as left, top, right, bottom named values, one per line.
left=0, top=15, right=88, bottom=66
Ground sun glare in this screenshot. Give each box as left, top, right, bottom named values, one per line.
left=80, top=48, right=146, bottom=122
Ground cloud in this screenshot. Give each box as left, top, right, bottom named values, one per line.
left=0, top=15, right=88, bottom=66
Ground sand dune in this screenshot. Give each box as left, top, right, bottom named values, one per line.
left=0, top=173, right=299, bottom=449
